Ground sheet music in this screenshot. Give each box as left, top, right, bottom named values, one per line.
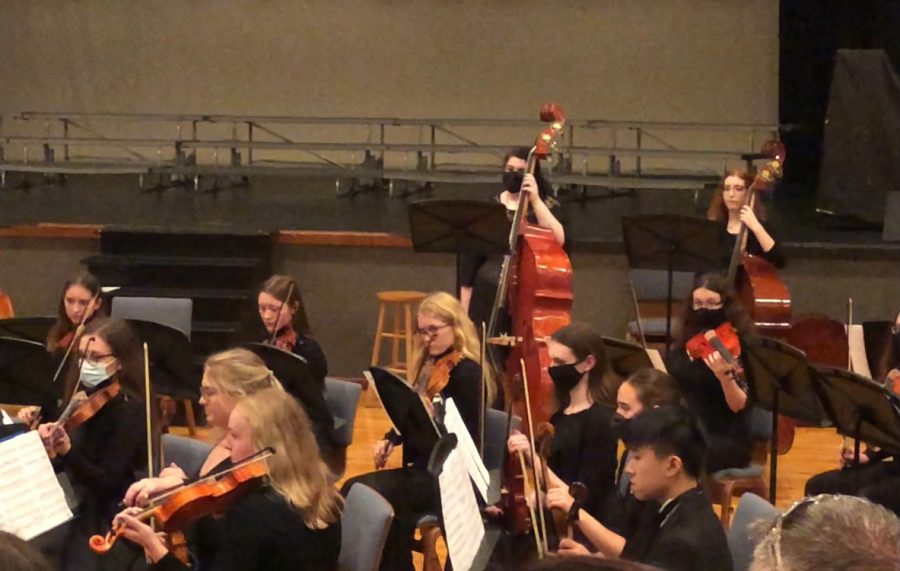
left=438, top=444, right=485, bottom=571
left=848, top=324, right=873, bottom=379
left=444, top=398, right=490, bottom=502
left=646, top=348, right=668, bottom=373
left=0, top=431, right=73, bottom=540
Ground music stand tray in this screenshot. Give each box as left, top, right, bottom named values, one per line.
left=0, top=317, right=57, bottom=344
left=742, top=335, right=831, bottom=502
left=812, top=365, right=900, bottom=457
left=408, top=199, right=510, bottom=295
left=602, top=337, right=654, bottom=380
left=125, top=319, right=197, bottom=399
left=621, top=215, right=720, bottom=352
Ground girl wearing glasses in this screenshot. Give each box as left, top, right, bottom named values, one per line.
left=35, top=317, right=155, bottom=569
left=665, top=273, right=756, bottom=473
left=113, top=389, right=342, bottom=570
left=341, top=291, right=494, bottom=571
left=707, top=169, right=785, bottom=269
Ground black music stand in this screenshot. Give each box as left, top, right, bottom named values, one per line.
left=0, top=337, right=59, bottom=419
left=241, top=343, right=333, bottom=444
left=741, top=335, right=830, bottom=503
left=602, top=336, right=654, bottom=379
left=125, top=319, right=197, bottom=400
left=407, top=199, right=510, bottom=296
left=621, top=215, right=720, bottom=354
left=0, top=317, right=56, bottom=344
left=811, top=365, right=900, bottom=459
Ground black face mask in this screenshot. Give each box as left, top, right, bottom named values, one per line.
left=610, top=412, right=631, bottom=440
left=691, top=308, right=726, bottom=331
left=502, top=170, right=525, bottom=193
left=549, top=362, right=583, bottom=393
left=893, top=331, right=900, bottom=359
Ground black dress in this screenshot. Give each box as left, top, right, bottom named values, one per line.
left=153, top=486, right=341, bottom=571
left=50, top=380, right=150, bottom=570
left=621, top=488, right=733, bottom=571
left=547, top=404, right=618, bottom=521
left=340, top=356, right=482, bottom=571
left=666, top=348, right=753, bottom=473
left=717, top=220, right=786, bottom=269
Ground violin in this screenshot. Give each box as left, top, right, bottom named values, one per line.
left=90, top=451, right=272, bottom=556
left=60, top=381, right=122, bottom=433
left=685, top=323, right=742, bottom=363
left=420, top=350, right=464, bottom=399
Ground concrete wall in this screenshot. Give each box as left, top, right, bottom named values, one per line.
left=0, top=1, right=778, bottom=123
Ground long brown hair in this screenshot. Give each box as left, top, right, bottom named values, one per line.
left=236, top=389, right=342, bottom=529
left=624, top=368, right=682, bottom=408
left=674, top=273, right=755, bottom=349
left=63, top=317, right=144, bottom=403
left=706, top=169, right=767, bottom=222
left=549, top=322, right=617, bottom=408
left=258, top=275, right=312, bottom=335
left=47, top=272, right=104, bottom=351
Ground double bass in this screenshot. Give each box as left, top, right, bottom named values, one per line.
left=489, top=104, right=573, bottom=543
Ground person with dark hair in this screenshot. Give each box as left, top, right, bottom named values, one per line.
left=459, top=146, right=567, bottom=333
left=707, top=169, right=785, bottom=269
left=34, top=317, right=157, bottom=569
left=526, top=554, right=661, bottom=571
left=507, top=322, right=619, bottom=530
left=46, top=272, right=105, bottom=354
left=252, top=274, right=327, bottom=385
left=549, top=368, right=683, bottom=557
left=666, top=273, right=755, bottom=473
left=0, top=531, right=51, bottom=571
left=618, top=406, right=732, bottom=571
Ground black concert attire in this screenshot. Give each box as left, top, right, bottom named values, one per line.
left=459, top=196, right=570, bottom=340
left=547, top=404, right=618, bottom=522
left=50, top=378, right=150, bottom=570
left=340, top=354, right=482, bottom=571
left=717, top=221, right=786, bottom=269
left=621, top=487, right=733, bottom=571
left=153, top=486, right=341, bottom=571
left=666, top=348, right=754, bottom=473
left=599, top=449, right=656, bottom=538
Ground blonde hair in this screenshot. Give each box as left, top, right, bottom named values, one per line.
left=203, top=348, right=284, bottom=396
left=235, top=388, right=342, bottom=529
left=412, top=292, right=497, bottom=406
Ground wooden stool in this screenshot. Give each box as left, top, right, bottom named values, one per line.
left=370, top=291, right=427, bottom=383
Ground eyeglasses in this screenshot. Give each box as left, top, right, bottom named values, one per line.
left=768, top=494, right=867, bottom=569
left=692, top=299, right=724, bottom=310
left=416, top=324, right=451, bottom=338
left=76, top=351, right=115, bottom=366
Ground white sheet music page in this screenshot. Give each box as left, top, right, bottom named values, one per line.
left=0, top=431, right=73, bottom=540
left=439, top=444, right=485, bottom=571
left=443, top=398, right=490, bottom=502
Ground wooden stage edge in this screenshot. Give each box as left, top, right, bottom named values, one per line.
left=0, top=223, right=413, bottom=248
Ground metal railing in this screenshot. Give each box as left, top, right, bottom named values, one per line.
left=0, top=111, right=778, bottom=192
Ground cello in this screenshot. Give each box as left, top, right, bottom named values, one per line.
left=490, top=103, right=573, bottom=544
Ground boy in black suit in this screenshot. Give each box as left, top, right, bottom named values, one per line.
left=618, top=405, right=733, bottom=571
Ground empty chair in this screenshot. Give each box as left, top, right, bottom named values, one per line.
left=161, top=433, right=214, bottom=481
left=112, top=296, right=193, bottom=339
left=727, top=492, right=781, bottom=571
left=323, top=377, right=362, bottom=478
left=339, top=483, right=394, bottom=571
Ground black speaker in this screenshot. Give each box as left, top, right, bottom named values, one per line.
left=883, top=192, right=900, bottom=241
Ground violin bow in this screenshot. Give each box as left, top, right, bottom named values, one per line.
left=520, top=358, right=550, bottom=558
left=56, top=337, right=94, bottom=425
left=268, top=283, right=295, bottom=345
left=51, top=289, right=101, bottom=384
left=479, top=322, right=486, bottom=457
left=627, top=276, right=649, bottom=351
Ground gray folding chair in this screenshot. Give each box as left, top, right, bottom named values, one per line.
left=323, top=377, right=363, bottom=478
left=161, top=433, right=214, bottom=481
left=111, top=296, right=193, bottom=340
left=339, top=483, right=394, bottom=571
left=727, top=492, right=781, bottom=571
